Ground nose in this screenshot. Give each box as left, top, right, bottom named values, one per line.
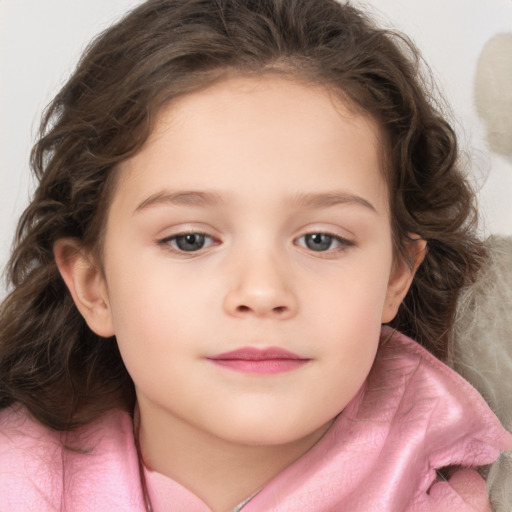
left=223, top=248, right=298, bottom=320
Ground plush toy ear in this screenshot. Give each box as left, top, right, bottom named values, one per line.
left=54, top=238, right=115, bottom=337
left=381, top=236, right=427, bottom=324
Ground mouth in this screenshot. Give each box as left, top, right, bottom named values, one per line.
left=207, top=347, right=310, bottom=375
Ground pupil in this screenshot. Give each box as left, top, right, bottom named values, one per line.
left=177, top=234, right=205, bottom=251
left=306, top=233, right=332, bottom=251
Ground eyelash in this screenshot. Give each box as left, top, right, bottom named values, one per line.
left=294, top=232, right=354, bottom=254
left=158, top=229, right=354, bottom=257
left=157, top=232, right=218, bottom=253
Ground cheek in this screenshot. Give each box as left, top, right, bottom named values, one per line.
left=107, top=284, right=197, bottom=401
left=104, top=254, right=215, bottom=366
left=304, top=250, right=392, bottom=374
left=105, top=242, right=186, bottom=322
left=311, top=257, right=392, bottom=327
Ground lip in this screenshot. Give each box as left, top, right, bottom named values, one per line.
left=207, top=347, right=310, bottom=375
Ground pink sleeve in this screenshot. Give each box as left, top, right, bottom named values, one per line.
left=428, top=469, right=491, bottom=512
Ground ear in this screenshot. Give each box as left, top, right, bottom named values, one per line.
left=381, top=236, right=427, bottom=324
left=54, top=238, right=115, bottom=337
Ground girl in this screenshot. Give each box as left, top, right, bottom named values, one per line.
left=0, top=0, right=510, bottom=510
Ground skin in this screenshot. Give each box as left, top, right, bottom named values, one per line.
left=55, top=76, right=425, bottom=512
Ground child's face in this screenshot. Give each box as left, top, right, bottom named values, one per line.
left=70, top=76, right=417, bottom=448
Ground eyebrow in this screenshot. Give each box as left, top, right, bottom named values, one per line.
left=134, top=190, right=225, bottom=213
left=134, top=189, right=378, bottom=214
left=289, top=191, right=378, bottom=213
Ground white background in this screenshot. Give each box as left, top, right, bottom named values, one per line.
left=1, top=0, right=512, bottom=297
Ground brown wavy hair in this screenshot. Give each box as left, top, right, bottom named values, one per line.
left=0, top=0, right=483, bottom=431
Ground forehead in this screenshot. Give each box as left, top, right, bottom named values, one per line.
left=115, top=76, right=388, bottom=215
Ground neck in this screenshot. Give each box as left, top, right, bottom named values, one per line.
left=136, top=401, right=332, bottom=512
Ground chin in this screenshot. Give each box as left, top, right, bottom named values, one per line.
left=210, top=415, right=330, bottom=448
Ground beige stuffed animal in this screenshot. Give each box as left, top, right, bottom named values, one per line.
left=456, top=31, right=512, bottom=511
left=450, top=236, right=512, bottom=512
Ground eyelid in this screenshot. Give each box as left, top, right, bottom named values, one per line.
left=294, top=230, right=355, bottom=251
left=154, top=225, right=355, bottom=256
left=157, top=228, right=221, bottom=254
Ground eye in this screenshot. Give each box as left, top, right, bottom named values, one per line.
left=160, top=232, right=216, bottom=252
left=296, top=232, right=352, bottom=252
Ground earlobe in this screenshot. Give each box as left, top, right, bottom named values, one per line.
left=381, top=236, right=427, bottom=324
left=54, top=238, right=115, bottom=337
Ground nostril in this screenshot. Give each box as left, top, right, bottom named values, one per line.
left=234, top=305, right=288, bottom=315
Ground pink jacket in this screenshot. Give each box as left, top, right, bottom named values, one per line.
left=1, top=328, right=510, bottom=511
